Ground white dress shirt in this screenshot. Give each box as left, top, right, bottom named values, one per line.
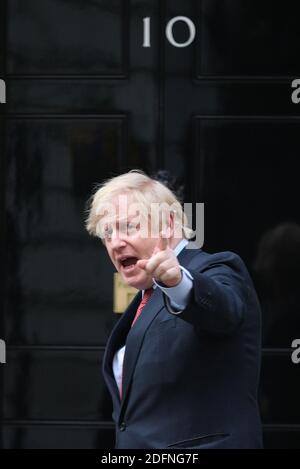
left=112, top=238, right=194, bottom=394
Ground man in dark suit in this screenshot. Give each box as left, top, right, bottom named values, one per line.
left=86, top=170, right=263, bottom=449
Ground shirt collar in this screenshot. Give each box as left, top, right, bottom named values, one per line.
left=173, top=238, right=189, bottom=256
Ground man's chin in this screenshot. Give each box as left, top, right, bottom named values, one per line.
left=121, top=273, right=151, bottom=291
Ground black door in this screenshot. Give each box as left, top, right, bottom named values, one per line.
left=1, top=0, right=300, bottom=448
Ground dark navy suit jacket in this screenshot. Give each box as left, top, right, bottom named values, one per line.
left=102, top=244, right=263, bottom=449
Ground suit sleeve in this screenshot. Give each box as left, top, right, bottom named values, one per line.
left=177, top=251, right=251, bottom=336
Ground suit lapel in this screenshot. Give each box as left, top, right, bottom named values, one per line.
left=102, top=291, right=142, bottom=409
left=177, top=240, right=202, bottom=265
left=119, top=287, right=164, bottom=414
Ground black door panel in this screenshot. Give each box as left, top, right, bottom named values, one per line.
left=1, top=0, right=299, bottom=448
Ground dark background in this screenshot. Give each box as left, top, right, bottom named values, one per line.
left=1, top=0, right=300, bottom=449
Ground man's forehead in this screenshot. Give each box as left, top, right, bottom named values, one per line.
left=98, top=194, right=149, bottom=222
left=100, top=213, right=134, bottom=225
left=99, top=210, right=145, bottom=228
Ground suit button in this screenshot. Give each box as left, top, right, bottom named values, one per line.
left=119, top=422, right=126, bottom=432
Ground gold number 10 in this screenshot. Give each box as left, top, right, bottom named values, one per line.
left=143, top=16, right=196, bottom=48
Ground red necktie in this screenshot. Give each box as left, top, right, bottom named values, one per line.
left=120, top=287, right=153, bottom=399
left=131, top=287, right=154, bottom=327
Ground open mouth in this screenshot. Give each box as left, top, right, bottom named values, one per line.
left=120, top=257, right=138, bottom=272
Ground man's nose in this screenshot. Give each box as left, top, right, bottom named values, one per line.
left=110, top=232, right=127, bottom=249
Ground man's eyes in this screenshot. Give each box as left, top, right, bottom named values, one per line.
left=127, top=222, right=140, bottom=233
left=103, top=222, right=140, bottom=238
left=103, top=228, right=113, bottom=241
left=127, top=222, right=137, bottom=231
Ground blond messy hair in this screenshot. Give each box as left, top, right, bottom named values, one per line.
left=85, top=170, right=194, bottom=240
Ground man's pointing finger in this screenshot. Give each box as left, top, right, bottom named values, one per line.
left=156, top=230, right=169, bottom=251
